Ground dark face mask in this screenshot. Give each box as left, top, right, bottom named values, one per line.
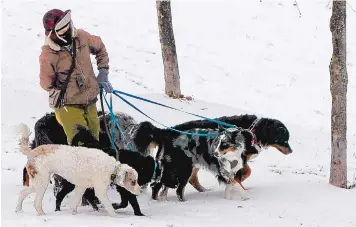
left=53, top=27, right=73, bottom=46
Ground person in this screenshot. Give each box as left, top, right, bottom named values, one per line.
left=39, top=9, right=113, bottom=145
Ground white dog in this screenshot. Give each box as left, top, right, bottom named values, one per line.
left=15, top=123, right=141, bottom=217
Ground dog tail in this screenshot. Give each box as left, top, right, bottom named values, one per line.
left=14, top=123, right=35, bottom=158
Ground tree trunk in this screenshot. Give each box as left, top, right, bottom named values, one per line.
left=156, top=0, right=182, bottom=98
left=329, top=0, right=348, bottom=188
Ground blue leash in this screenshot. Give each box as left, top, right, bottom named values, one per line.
left=103, top=94, right=159, bottom=179
left=102, top=88, right=237, bottom=151
left=103, top=93, right=134, bottom=151
left=112, top=89, right=236, bottom=128
left=111, top=91, right=217, bottom=137
left=109, top=95, right=116, bottom=150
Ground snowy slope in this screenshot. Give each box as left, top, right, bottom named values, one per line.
left=2, top=0, right=356, bottom=226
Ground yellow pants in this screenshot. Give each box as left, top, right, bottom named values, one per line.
left=55, top=104, right=100, bottom=145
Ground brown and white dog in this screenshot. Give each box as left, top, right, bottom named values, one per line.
left=15, top=123, right=141, bottom=217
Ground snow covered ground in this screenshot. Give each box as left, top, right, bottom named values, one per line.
left=1, top=0, right=356, bottom=226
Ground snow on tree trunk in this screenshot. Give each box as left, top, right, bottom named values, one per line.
left=156, top=0, right=182, bottom=98
left=329, top=0, right=348, bottom=188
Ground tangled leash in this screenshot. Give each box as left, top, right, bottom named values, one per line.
left=100, top=89, right=262, bottom=154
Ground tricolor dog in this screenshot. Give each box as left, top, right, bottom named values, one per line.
left=150, top=126, right=260, bottom=201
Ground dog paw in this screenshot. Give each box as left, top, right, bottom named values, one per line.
left=92, top=205, right=99, bottom=211
left=37, top=212, right=45, bottom=216
left=112, top=203, right=127, bottom=210
left=15, top=208, right=23, bottom=213
left=158, top=194, right=168, bottom=201
left=177, top=195, right=187, bottom=202
left=134, top=212, right=145, bottom=216
left=71, top=209, right=77, bottom=215
left=159, top=197, right=168, bottom=202
left=195, top=185, right=206, bottom=192
left=240, top=195, right=249, bottom=201
left=108, top=211, right=116, bottom=217
left=224, top=194, right=232, bottom=200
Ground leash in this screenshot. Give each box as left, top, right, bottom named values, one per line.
left=111, top=91, right=218, bottom=137
left=102, top=92, right=135, bottom=151
left=99, top=90, right=120, bottom=160
left=109, top=94, right=116, bottom=150
left=247, top=117, right=261, bottom=146
left=101, top=91, right=160, bottom=178
left=112, top=89, right=236, bottom=128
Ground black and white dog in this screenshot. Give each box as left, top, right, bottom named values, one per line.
left=148, top=125, right=260, bottom=201
left=171, top=114, right=293, bottom=191
left=23, top=112, right=161, bottom=216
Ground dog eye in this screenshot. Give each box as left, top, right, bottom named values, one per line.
left=131, top=180, right=137, bottom=186
left=220, top=142, right=230, bottom=149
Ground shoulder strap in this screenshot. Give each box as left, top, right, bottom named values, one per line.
left=55, top=40, right=77, bottom=108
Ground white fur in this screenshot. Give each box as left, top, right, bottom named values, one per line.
left=224, top=182, right=249, bottom=201
left=214, top=135, right=225, bottom=156
left=15, top=123, right=139, bottom=217
left=212, top=134, right=249, bottom=200
left=13, top=123, right=31, bottom=138
left=219, top=150, right=249, bottom=200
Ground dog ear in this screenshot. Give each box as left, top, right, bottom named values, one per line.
left=114, top=162, right=127, bottom=185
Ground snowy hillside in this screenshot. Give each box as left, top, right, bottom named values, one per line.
left=1, top=0, right=356, bottom=227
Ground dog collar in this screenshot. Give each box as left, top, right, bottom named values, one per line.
left=249, top=118, right=261, bottom=146
left=111, top=165, right=121, bottom=182
left=111, top=173, right=117, bottom=182
left=250, top=129, right=259, bottom=145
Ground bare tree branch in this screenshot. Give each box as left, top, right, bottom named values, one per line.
left=347, top=2, right=356, bottom=13
left=293, top=0, right=302, bottom=18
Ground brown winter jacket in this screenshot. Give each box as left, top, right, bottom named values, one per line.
left=39, top=29, right=109, bottom=106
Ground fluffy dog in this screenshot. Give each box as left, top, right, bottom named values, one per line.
left=61, top=126, right=161, bottom=216
left=172, top=114, right=293, bottom=192
left=15, top=124, right=141, bottom=217
left=150, top=126, right=260, bottom=201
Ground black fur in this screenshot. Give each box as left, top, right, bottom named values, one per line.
left=137, top=122, right=257, bottom=201
left=71, top=125, right=159, bottom=216
left=25, top=112, right=158, bottom=216
left=171, top=115, right=292, bottom=183
left=172, top=114, right=292, bottom=153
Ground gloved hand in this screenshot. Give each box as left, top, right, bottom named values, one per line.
left=97, top=68, right=113, bottom=93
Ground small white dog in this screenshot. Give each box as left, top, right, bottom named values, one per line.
left=15, top=123, right=141, bottom=217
